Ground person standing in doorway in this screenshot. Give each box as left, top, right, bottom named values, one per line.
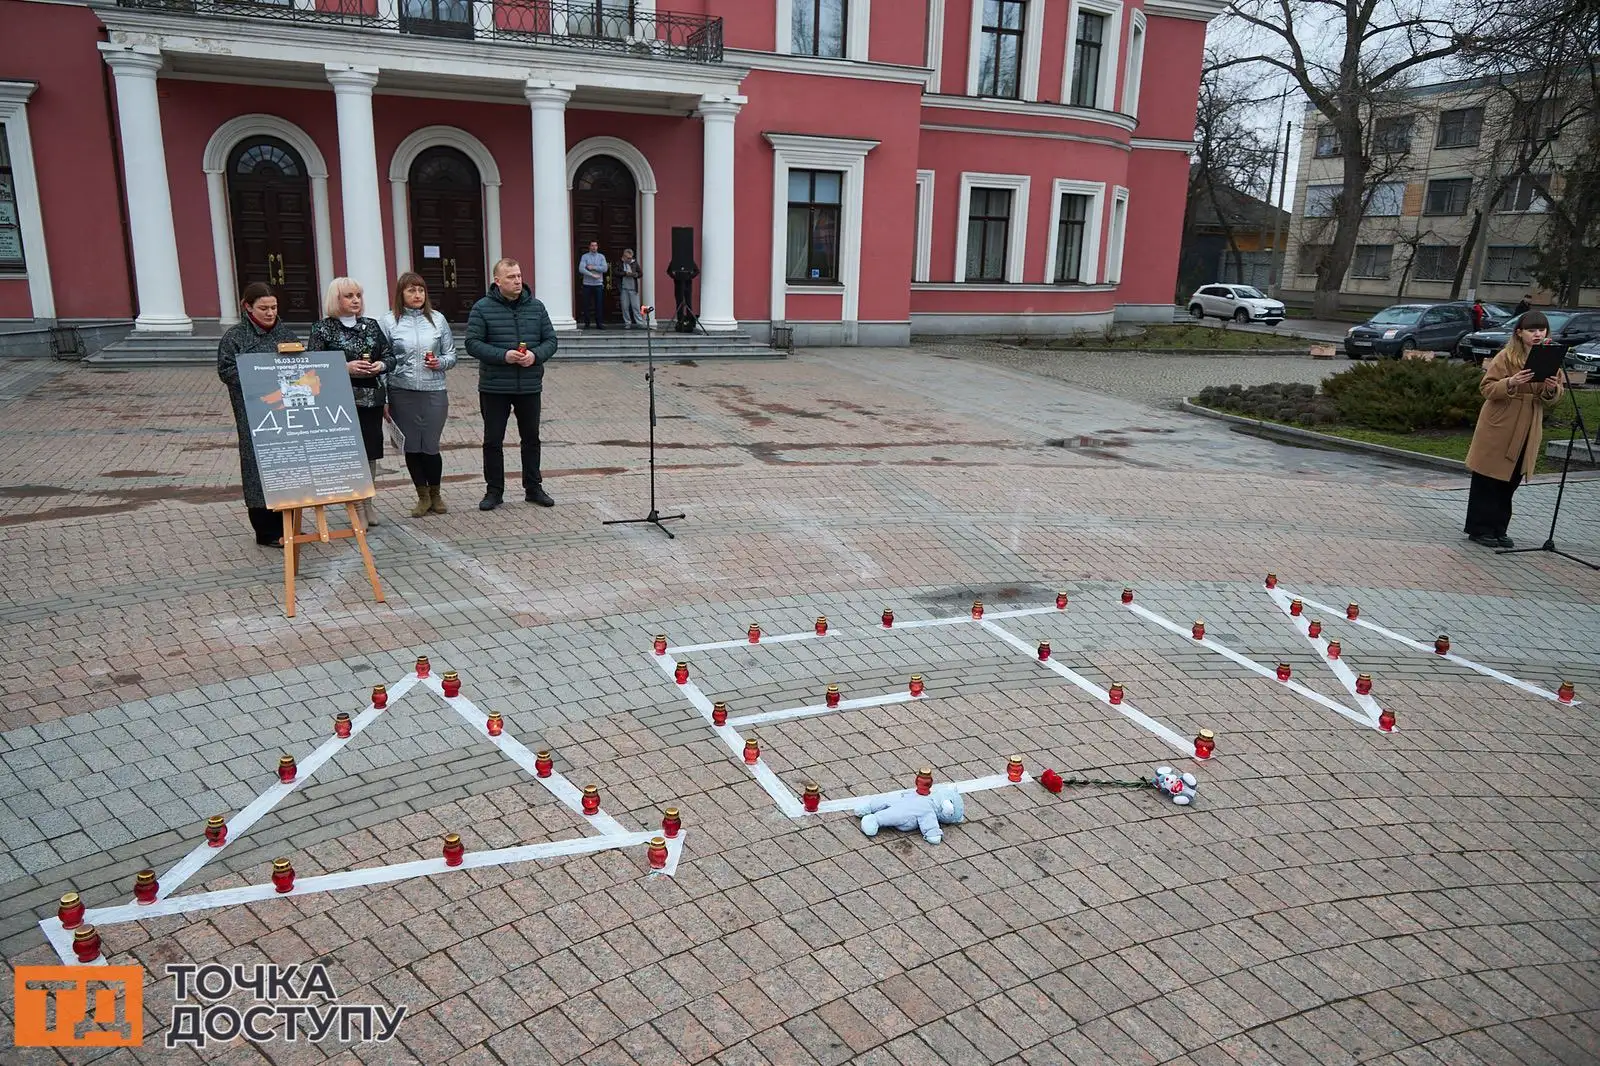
left=617, top=248, right=643, bottom=328
left=310, top=278, right=395, bottom=529
left=218, top=282, right=302, bottom=546
left=381, top=272, right=457, bottom=518
left=466, top=258, right=558, bottom=510
left=578, top=240, right=608, bottom=328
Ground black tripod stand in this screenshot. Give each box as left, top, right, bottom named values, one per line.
left=1498, top=377, right=1598, bottom=569
left=603, top=305, right=685, bottom=539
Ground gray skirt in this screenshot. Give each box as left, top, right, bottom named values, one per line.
left=388, top=387, right=449, bottom=454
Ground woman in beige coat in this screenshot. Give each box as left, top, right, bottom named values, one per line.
left=1463, top=310, right=1564, bottom=547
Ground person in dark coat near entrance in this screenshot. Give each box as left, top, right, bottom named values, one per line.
left=217, top=282, right=302, bottom=546
left=466, top=257, right=559, bottom=510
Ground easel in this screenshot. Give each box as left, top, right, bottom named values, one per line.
left=278, top=496, right=386, bottom=617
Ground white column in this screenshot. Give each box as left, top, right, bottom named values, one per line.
left=325, top=65, right=388, bottom=305
left=391, top=178, right=411, bottom=276
left=525, top=81, right=576, bottom=330
left=697, top=95, right=744, bottom=331
left=99, top=45, right=191, bottom=333
left=639, top=190, right=656, bottom=317
left=484, top=183, right=503, bottom=277
left=204, top=170, right=239, bottom=326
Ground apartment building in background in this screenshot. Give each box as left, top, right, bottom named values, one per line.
left=1279, top=76, right=1598, bottom=312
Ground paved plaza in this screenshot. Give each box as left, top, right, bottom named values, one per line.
left=1, top=344, right=1598, bottom=1064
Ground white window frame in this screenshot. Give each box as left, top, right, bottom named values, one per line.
left=966, top=0, right=1047, bottom=101
left=1062, top=0, right=1123, bottom=111
left=0, top=81, right=54, bottom=319
left=776, top=0, right=871, bottom=61
left=954, top=171, right=1030, bottom=283
left=925, top=0, right=945, bottom=91
left=765, top=133, right=878, bottom=326
left=1122, top=11, right=1145, bottom=117
left=1105, top=185, right=1128, bottom=284
left=914, top=169, right=935, bottom=282
left=1043, top=177, right=1105, bottom=285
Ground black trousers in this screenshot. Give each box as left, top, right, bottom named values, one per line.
left=581, top=285, right=604, bottom=326
left=480, top=391, right=541, bottom=496
left=247, top=507, right=280, bottom=545
left=1464, top=470, right=1521, bottom=537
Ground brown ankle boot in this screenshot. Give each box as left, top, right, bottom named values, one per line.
left=410, top=486, right=432, bottom=518
left=429, top=485, right=448, bottom=514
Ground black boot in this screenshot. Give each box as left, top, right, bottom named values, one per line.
left=248, top=507, right=282, bottom=547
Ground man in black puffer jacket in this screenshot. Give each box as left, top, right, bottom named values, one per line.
left=466, top=258, right=559, bottom=510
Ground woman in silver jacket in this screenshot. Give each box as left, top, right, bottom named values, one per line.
left=380, top=272, right=458, bottom=517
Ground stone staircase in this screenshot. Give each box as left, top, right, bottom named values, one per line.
left=86, top=323, right=780, bottom=366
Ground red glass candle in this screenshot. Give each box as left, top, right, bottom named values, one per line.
left=72, top=926, right=101, bottom=964
left=1265, top=573, right=1277, bottom=589
left=1038, top=641, right=1051, bottom=662
left=743, top=737, right=760, bottom=764
left=1558, top=681, right=1575, bottom=704
left=909, top=674, right=925, bottom=697
left=1194, top=729, right=1215, bottom=759
left=1056, top=591, right=1069, bottom=609
left=826, top=684, right=841, bottom=708
left=334, top=711, right=352, bottom=738
left=581, top=785, right=601, bottom=815
left=654, top=634, right=668, bottom=656
left=802, top=783, right=821, bottom=812
left=1109, top=683, right=1124, bottom=705
left=1347, top=603, right=1359, bottom=621
left=971, top=600, right=984, bottom=619
left=712, top=702, right=728, bottom=726
left=1289, top=598, right=1303, bottom=617
left=815, top=616, right=827, bottom=635
left=518, top=342, right=528, bottom=354
left=277, top=754, right=296, bottom=784
left=914, top=768, right=934, bottom=796
left=205, top=815, right=227, bottom=847
left=1327, top=640, right=1342, bottom=660
left=647, top=837, right=669, bottom=870
left=748, top=623, right=761, bottom=644
left=1120, top=588, right=1133, bottom=604
left=133, top=869, right=158, bottom=904
left=443, top=833, right=464, bottom=867
left=442, top=671, right=461, bottom=698
left=674, top=662, right=690, bottom=684
left=486, top=711, right=503, bottom=736
left=1007, top=755, right=1024, bottom=783
left=1308, top=619, right=1322, bottom=639
left=416, top=655, right=430, bottom=678
left=1276, top=662, right=1291, bottom=682
left=662, top=807, right=681, bottom=838
left=1192, top=620, right=1205, bottom=640
left=371, top=684, right=387, bottom=709
left=58, top=892, right=84, bottom=929
left=271, top=858, right=294, bottom=894
left=1356, top=673, right=1373, bottom=696
left=1435, top=635, right=1450, bottom=655
left=882, top=608, right=894, bottom=628
left=1377, top=708, right=1396, bottom=732
left=535, top=750, right=553, bottom=777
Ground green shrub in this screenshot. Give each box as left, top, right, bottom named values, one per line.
left=1320, top=359, right=1484, bottom=433
left=1194, top=382, right=1335, bottom=425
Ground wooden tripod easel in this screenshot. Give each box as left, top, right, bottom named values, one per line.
left=278, top=497, right=385, bottom=618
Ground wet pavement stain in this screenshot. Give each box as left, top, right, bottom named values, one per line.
left=101, top=470, right=174, bottom=478
left=0, top=485, right=75, bottom=498
left=688, top=382, right=855, bottom=428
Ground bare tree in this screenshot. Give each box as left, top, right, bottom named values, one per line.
left=1184, top=56, right=1282, bottom=291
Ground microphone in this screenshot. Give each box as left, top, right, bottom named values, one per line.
left=641, top=306, right=654, bottom=315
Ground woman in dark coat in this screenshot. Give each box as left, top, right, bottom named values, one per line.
left=218, top=282, right=302, bottom=546
left=309, top=277, right=395, bottom=527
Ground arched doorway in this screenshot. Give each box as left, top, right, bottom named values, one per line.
left=408, top=146, right=485, bottom=323
left=571, top=155, right=637, bottom=321
left=228, top=137, right=318, bottom=322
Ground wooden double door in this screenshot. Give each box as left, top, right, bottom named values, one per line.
left=408, top=146, right=486, bottom=323
left=228, top=137, right=318, bottom=322
left=571, top=155, right=638, bottom=320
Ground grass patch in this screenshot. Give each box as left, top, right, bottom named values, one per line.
left=1029, top=324, right=1298, bottom=351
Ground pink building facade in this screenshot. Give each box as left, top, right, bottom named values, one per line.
left=0, top=0, right=1220, bottom=350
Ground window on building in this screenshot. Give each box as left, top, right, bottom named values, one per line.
left=1411, top=245, right=1461, bottom=281
left=1351, top=244, right=1393, bottom=279
left=1366, top=182, right=1404, bottom=216
left=1484, top=245, right=1538, bottom=283
left=965, top=187, right=1013, bottom=281
left=0, top=126, right=22, bottom=271
left=567, top=0, right=636, bottom=39
left=1314, top=126, right=1340, bottom=157
left=786, top=169, right=843, bottom=282
left=1498, top=173, right=1551, bottom=212
left=1070, top=10, right=1106, bottom=108
left=1519, top=99, right=1561, bottom=145
left=976, top=0, right=1026, bottom=99
left=1424, top=178, right=1472, bottom=216
left=1304, top=184, right=1341, bottom=217
left=1373, top=115, right=1413, bottom=154
left=1123, top=18, right=1145, bottom=116
left=1296, top=243, right=1330, bottom=276
left=793, top=0, right=847, bottom=58
left=1436, top=107, right=1483, bottom=148
left=1053, top=193, right=1091, bottom=282
left=1105, top=191, right=1127, bottom=283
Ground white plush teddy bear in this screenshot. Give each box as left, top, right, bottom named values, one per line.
left=1152, top=766, right=1199, bottom=806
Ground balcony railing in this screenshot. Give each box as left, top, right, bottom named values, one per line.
left=116, top=0, right=725, bottom=63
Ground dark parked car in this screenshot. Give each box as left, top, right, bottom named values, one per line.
left=1453, top=309, right=1600, bottom=363
left=1343, top=302, right=1476, bottom=359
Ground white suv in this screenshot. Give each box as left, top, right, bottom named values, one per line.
left=1187, top=284, right=1286, bottom=325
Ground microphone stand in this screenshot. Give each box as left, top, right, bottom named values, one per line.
left=603, top=305, right=685, bottom=539
left=1498, top=377, right=1597, bottom=569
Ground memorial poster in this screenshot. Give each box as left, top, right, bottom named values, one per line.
left=238, top=352, right=374, bottom=510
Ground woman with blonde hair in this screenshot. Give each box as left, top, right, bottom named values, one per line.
left=1463, top=310, right=1565, bottom=547
left=380, top=272, right=457, bottom=516
left=310, top=278, right=394, bottom=527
